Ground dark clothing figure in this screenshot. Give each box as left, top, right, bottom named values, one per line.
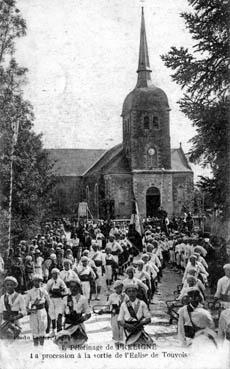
left=127, top=225, right=143, bottom=256
left=186, top=214, right=194, bottom=234
left=10, top=258, right=25, bottom=292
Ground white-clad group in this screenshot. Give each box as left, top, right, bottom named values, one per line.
left=0, top=218, right=229, bottom=354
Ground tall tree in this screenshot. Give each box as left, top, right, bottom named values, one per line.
left=161, top=0, right=229, bottom=222
left=0, top=0, right=55, bottom=247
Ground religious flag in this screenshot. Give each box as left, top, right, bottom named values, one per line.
left=78, top=202, right=88, bottom=217
left=130, top=199, right=143, bottom=235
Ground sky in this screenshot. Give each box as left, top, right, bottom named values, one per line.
left=16, top=0, right=210, bottom=180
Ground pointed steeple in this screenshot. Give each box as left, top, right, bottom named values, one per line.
left=136, top=7, right=152, bottom=88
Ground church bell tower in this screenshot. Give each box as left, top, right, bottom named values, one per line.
left=122, top=7, right=171, bottom=171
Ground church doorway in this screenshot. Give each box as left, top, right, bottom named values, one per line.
left=146, top=187, right=161, bottom=217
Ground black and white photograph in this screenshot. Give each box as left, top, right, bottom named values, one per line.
left=0, top=0, right=229, bottom=368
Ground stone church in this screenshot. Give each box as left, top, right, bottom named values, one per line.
left=48, top=8, right=193, bottom=219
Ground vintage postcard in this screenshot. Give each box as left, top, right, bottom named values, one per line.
left=0, top=0, right=229, bottom=368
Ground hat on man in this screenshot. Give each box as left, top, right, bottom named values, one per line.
left=187, top=267, right=197, bottom=275
left=4, top=276, right=18, bottom=287
left=142, top=253, right=150, bottom=260
left=223, top=263, right=230, bottom=271
left=66, top=248, right=73, bottom=253
left=135, top=260, right=144, bottom=266
left=113, top=280, right=123, bottom=289
left=51, top=268, right=60, bottom=275
left=146, top=244, right=154, bottom=252
left=194, top=246, right=207, bottom=257
left=187, top=288, right=202, bottom=301
left=126, top=266, right=135, bottom=274
left=124, top=283, right=138, bottom=291
left=32, top=274, right=43, bottom=281
left=191, top=308, right=213, bottom=329
left=92, top=243, right=99, bottom=248
left=81, top=256, right=88, bottom=262
left=151, top=240, right=159, bottom=248
left=63, top=259, right=72, bottom=265
left=186, top=275, right=197, bottom=284
left=190, top=254, right=198, bottom=260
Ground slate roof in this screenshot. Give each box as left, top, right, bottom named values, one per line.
left=171, top=148, right=192, bottom=172
left=83, top=143, right=124, bottom=176
left=46, top=145, right=192, bottom=177
left=47, top=149, right=106, bottom=176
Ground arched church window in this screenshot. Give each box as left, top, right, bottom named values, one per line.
left=124, top=119, right=127, bottom=133
left=153, top=116, right=159, bottom=129
left=86, top=185, right=89, bottom=203
left=127, top=118, right=131, bottom=133
left=144, top=116, right=149, bottom=129
left=177, top=185, right=185, bottom=203
left=94, top=183, right=98, bottom=205
left=118, top=186, right=125, bottom=202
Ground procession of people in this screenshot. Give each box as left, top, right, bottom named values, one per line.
left=0, top=214, right=229, bottom=354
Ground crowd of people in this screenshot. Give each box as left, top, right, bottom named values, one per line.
left=167, top=236, right=230, bottom=347
left=0, top=215, right=229, bottom=354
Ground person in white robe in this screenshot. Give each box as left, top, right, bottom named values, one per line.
left=178, top=289, right=210, bottom=346
left=118, top=283, right=152, bottom=346
left=26, top=274, right=50, bottom=346
left=75, top=257, right=96, bottom=302
left=105, top=280, right=128, bottom=344
left=56, top=280, right=91, bottom=348
left=46, top=268, right=68, bottom=335
left=0, top=277, right=27, bottom=325
left=91, top=243, right=106, bottom=300
left=214, top=264, right=230, bottom=308
left=60, top=259, right=80, bottom=289
left=104, top=247, right=117, bottom=290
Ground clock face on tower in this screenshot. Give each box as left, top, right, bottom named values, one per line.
left=148, top=148, right=155, bottom=156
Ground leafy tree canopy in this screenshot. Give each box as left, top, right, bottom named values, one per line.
left=0, top=0, right=56, bottom=247
left=161, top=0, right=229, bottom=215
